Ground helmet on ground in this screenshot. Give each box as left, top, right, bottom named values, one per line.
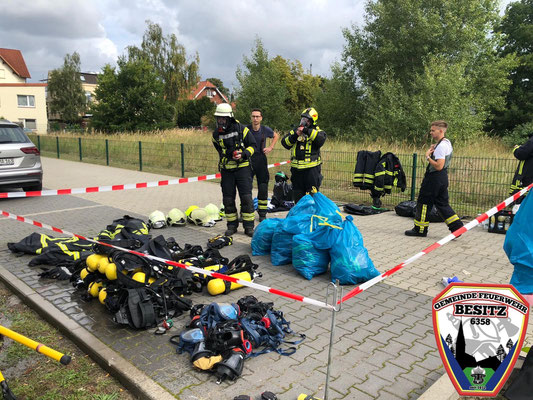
left=148, top=210, right=166, bottom=229
left=300, top=107, right=318, bottom=127
left=275, top=171, right=288, bottom=183
left=214, top=103, right=233, bottom=117
left=204, top=203, right=222, bottom=221
left=167, top=208, right=186, bottom=226
left=187, top=207, right=216, bottom=227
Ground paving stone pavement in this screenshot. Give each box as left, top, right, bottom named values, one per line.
left=0, top=157, right=530, bottom=400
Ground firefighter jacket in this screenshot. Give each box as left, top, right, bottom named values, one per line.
left=373, top=152, right=407, bottom=196
left=212, top=120, right=256, bottom=171
left=510, top=135, right=533, bottom=193
left=281, top=125, right=326, bottom=169
left=353, top=150, right=382, bottom=190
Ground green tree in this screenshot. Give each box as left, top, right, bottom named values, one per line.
left=205, top=77, right=229, bottom=100
left=492, top=0, right=533, bottom=134
left=128, top=21, right=200, bottom=105
left=235, top=39, right=291, bottom=129
left=340, top=0, right=516, bottom=140
left=176, top=97, right=216, bottom=127
left=235, top=38, right=321, bottom=131
left=90, top=57, right=174, bottom=132
left=47, top=52, right=86, bottom=123
left=315, top=62, right=363, bottom=138
left=364, top=58, right=488, bottom=143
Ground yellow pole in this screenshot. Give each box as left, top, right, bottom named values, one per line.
left=0, top=325, right=71, bottom=365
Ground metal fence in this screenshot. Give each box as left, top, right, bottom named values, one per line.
left=30, top=134, right=516, bottom=218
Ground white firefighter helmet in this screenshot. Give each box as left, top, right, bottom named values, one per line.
left=204, top=203, right=222, bottom=221
left=214, top=103, right=233, bottom=117
left=166, top=208, right=186, bottom=226
left=148, top=210, right=166, bottom=229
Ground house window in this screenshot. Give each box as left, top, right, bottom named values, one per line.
left=206, top=89, right=214, bottom=98
left=24, top=119, right=37, bottom=130
left=85, top=91, right=92, bottom=103
left=19, top=119, right=37, bottom=130
left=17, top=95, right=35, bottom=107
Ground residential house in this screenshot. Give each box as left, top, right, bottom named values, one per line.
left=46, top=71, right=98, bottom=123
left=188, top=80, right=229, bottom=105
left=0, top=48, right=48, bottom=133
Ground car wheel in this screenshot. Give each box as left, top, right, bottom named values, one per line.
left=23, top=183, right=43, bottom=192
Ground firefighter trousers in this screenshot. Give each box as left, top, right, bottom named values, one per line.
left=414, top=169, right=463, bottom=233
left=221, top=166, right=254, bottom=229
left=290, top=165, right=323, bottom=204
left=251, top=153, right=269, bottom=217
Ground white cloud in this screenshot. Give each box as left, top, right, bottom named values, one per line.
left=0, top=0, right=513, bottom=88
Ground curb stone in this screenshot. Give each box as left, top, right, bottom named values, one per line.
left=0, top=265, right=176, bottom=400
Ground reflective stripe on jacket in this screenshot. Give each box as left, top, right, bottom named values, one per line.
left=281, top=126, right=326, bottom=169
left=212, top=122, right=255, bottom=170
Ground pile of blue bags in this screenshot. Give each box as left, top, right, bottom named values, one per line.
left=251, top=192, right=380, bottom=285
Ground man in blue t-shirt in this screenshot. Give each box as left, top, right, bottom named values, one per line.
left=247, top=108, right=280, bottom=221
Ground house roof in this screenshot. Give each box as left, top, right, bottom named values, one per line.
left=189, top=80, right=228, bottom=103
left=80, top=72, right=98, bottom=85
left=0, top=48, right=31, bottom=79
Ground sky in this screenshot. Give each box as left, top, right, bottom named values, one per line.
left=0, top=0, right=516, bottom=91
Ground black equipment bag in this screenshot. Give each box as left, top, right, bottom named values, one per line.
left=394, top=200, right=444, bottom=222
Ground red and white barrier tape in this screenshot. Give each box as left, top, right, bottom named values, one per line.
left=0, top=160, right=291, bottom=199
left=0, top=208, right=333, bottom=311
left=339, top=183, right=533, bottom=304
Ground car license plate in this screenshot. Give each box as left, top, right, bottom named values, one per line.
left=0, top=158, right=14, bottom=165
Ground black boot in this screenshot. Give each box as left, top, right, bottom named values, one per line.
left=225, top=226, right=238, bottom=236
left=258, top=214, right=266, bottom=223
left=244, top=227, right=254, bottom=237
left=404, top=228, right=427, bottom=237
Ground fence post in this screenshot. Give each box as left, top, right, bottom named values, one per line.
left=180, top=143, right=185, bottom=178
left=78, top=137, right=82, bottom=161
left=139, top=141, right=143, bottom=171
left=105, top=139, right=109, bottom=166
left=411, top=153, right=417, bottom=201
left=56, top=136, right=60, bottom=159
left=37, top=136, right=41, bottom=151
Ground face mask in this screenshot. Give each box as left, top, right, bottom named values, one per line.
left=299, top=117, right=311, bottom=128
left=217, top=116, right=229, bottom=131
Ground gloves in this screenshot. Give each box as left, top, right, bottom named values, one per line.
left=207, top=235, right=233, bottom=249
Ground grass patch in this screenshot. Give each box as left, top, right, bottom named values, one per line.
left=0, top=283, right=134, bottom=399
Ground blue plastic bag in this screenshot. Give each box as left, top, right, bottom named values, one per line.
left=312, top=192, right=343, bottom=227
left=271, top=230, right=294, bottom=265
left=251, top=218, right=283, bottom=256
left=281, top=194, right=317, bottom=235
left=286, top=194, right=316, bottom=218
left=330, top=215, right=380, bottom=285
left=292, top=228, right=332, bottom=280
left=504, top=192, right=533, bottom=294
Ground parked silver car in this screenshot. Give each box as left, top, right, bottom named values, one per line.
left=0, top=120, right=43, bottom=192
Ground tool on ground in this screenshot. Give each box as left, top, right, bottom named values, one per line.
left=0, top=325, right=71, bottom=400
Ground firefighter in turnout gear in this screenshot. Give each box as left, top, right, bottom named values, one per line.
left=405, top=121, right=463, bottom=237
left=281, top=107, right=326, bottom=203
left=212, top=103, right=257, bottom=237
left=509, top=132, right=533, bottom=203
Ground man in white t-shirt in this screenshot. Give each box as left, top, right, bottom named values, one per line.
left=405, top=120, right=464, bottom=237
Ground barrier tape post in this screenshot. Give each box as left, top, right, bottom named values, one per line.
left=0, top=207, right=333, bottom=311
left=0, top=160, right=291, bottom=199
left=324, top=280, right=342, bottom=400
left=339, top=183, right=533, bottom=305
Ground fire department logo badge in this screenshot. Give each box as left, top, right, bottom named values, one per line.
left=432, top=283, right=529, bottom=397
